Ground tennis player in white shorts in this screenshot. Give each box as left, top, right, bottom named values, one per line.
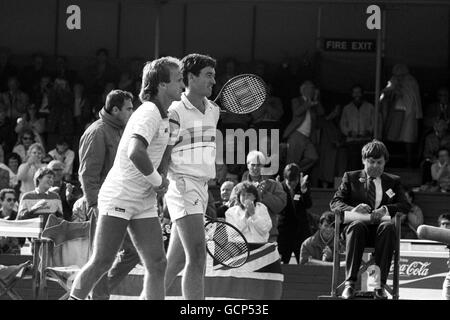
left=160, top=53, right=219, bottom=300
left=70, top=56, right=184, bottom=300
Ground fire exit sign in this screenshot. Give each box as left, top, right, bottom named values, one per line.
left=324, top=39, right=376, bottom=52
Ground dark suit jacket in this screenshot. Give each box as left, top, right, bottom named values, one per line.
left=278, top=181, right=312, bottom=243
left=329, top=170, right=411, bottom=218
left=282, top=96, right=324, bottom=140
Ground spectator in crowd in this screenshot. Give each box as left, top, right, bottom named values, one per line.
left=216, top=180, right=235, bottom=219
left=381, top=64, right=422, bottom=167
left=234, top=150, right=287, bottom=242
left=0, top=188, right=18, bottom=220
left=316, top=98, right=345, bottom=188
left=17, top=142, right=46, bottom=196
left=15, top=100, right=46, bottom=149
left=226, top=181, right=272, bottom=243
left=33, top=74, right=52, bottom=115
left=78, top=89, right=138, bottom=300
left=283, top=80, right=324, bottom=175
left=12, top=129, right=39, bottom=162
left=53, top=55, right=77, bottom=85
left=250, top=82, right=284, bottom=130
left=85, top=48, right=118, bottom=97
left=423, top=87, right=449, bottom=133
left=340, top=84, right=375, bottom=171
left=0, top=188, right=21, bottom=253
left=0, top=75, right=28, bottom=121
left=100, top=82, right=116, bottom=106
left=422, top=119, right=450, bottom=184
left=48, top=139, right=75, bottom=181
left=21, top=53, right=48, bottom=95
left=330, top=140, right=410, bottom=299
left=118, top=71, right=135, bottom=93
left=431, top=147, right=450, bottom=192
left=277, top=163, right=312, bottom=264
left=1, top=153, right=21, bottom=192
left=437, top=213, right=450, bottom=300
left=41, top=153, right=53, bottom=165
left=300, top=211, right=342, bottom=266
left=400, top=189, right=424, bottom=239
left=0, top=103, right=17, bottom=154
left=0, top=47, right=18, bottom=92
left=17, top=167, right=63, bottom=227
left=439, top=213, right=450, bottom=228
left=47, top=77, right=74, bottom=149
left=72, top=82, right=91, bottom=130
left=0, top=162, right=9, bottom=190
left=47, top=160, right=80, bottom=221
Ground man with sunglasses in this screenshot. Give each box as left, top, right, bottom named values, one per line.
left=0, top=188, right=21, bottom=253
left=0, top=188, right=17, bottom=220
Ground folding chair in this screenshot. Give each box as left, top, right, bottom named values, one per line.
left=329, top=210, right=401, bottom=300
left=40, top=214, right=92, bottom=300
left=0, top=261, right=32, bottom=299
left=0, top=216, right=50, bottom=299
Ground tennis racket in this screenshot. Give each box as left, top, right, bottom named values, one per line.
left=204, top=215, right=250, bottom=268
left=214, top=74, right=267, bottom=114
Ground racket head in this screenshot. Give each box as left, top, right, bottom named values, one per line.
left=215, top=74, right=267, bottom=114
left=204, top=218, right=250, bottom=268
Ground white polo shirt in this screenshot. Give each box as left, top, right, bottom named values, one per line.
left=167, top=93, right=220, bottom=181
left=98, top=102, right=169, bottom=212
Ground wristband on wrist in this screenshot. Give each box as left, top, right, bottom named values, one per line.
left=145, top=170, right=162, bottom=187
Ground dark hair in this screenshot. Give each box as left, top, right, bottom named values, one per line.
left=104, top=90, right=133, bottom=114
left=351, top=84, right=364, bottom=92
left=96, top=48, right=109, bottom=57
left=361, top=139, right=389, bottom=162
left=0, top=188, right=15, bottom=201
left=34, top=167, right=55, bottom=187
left=139, top=57, right=181, bottom=102
left=7, top=152, right=22, bottom=166
left=233, top=181, right=259, bottom=208
left=438, top=213, right=450, bottom=224
left=181, top=53, right=216, bottom=86
left=283, top=163, right=300, bottom=181
left=41, top=153, right=54, bottom=165
left=319, top=211, right=335, bottom=225
left=436, top=147, right=449, bottom=157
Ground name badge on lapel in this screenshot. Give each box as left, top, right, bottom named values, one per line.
left=293, top=194, right=301, bottom=201
left=386, top=188, right=395, bottom=198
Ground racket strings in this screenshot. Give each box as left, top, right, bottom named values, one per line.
left=205, top=222, right=248, bottom=267
left=220, top=75, right=266, bottom=114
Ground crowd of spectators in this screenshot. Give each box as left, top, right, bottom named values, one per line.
left=0, top=47, right=449, bottom=263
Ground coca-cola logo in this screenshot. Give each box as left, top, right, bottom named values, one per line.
left=390, top=261, right=431, bottom=277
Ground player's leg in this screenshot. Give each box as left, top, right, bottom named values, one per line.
left=70, top=215, right=129, bottom=299
left=128, top=216, right=167, bottom=300
left=175, top=214, right=206, bottom=300
left=164, top=222, right=186, bottom=292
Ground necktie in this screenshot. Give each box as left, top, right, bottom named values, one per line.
left=368, top=177, right=376, bottom=210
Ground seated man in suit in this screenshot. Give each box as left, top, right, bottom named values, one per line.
left=330, top=139, right=410, bottom=299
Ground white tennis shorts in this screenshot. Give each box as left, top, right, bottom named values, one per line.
left=165, top=175, right=208, bottom=221
left=98, top=197, right=159, bottom=221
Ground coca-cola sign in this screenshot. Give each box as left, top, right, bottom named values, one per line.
left=388, top=257, right=448, bottom=289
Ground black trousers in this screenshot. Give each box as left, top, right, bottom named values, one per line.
left=344, top=220, right=396, bottom=284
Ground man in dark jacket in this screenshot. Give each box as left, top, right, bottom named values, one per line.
left=78, top=89, right=137, bottom=300
left=330, top=140, right=410, bottom=299
left=277, top=163, right=312, bottom=264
